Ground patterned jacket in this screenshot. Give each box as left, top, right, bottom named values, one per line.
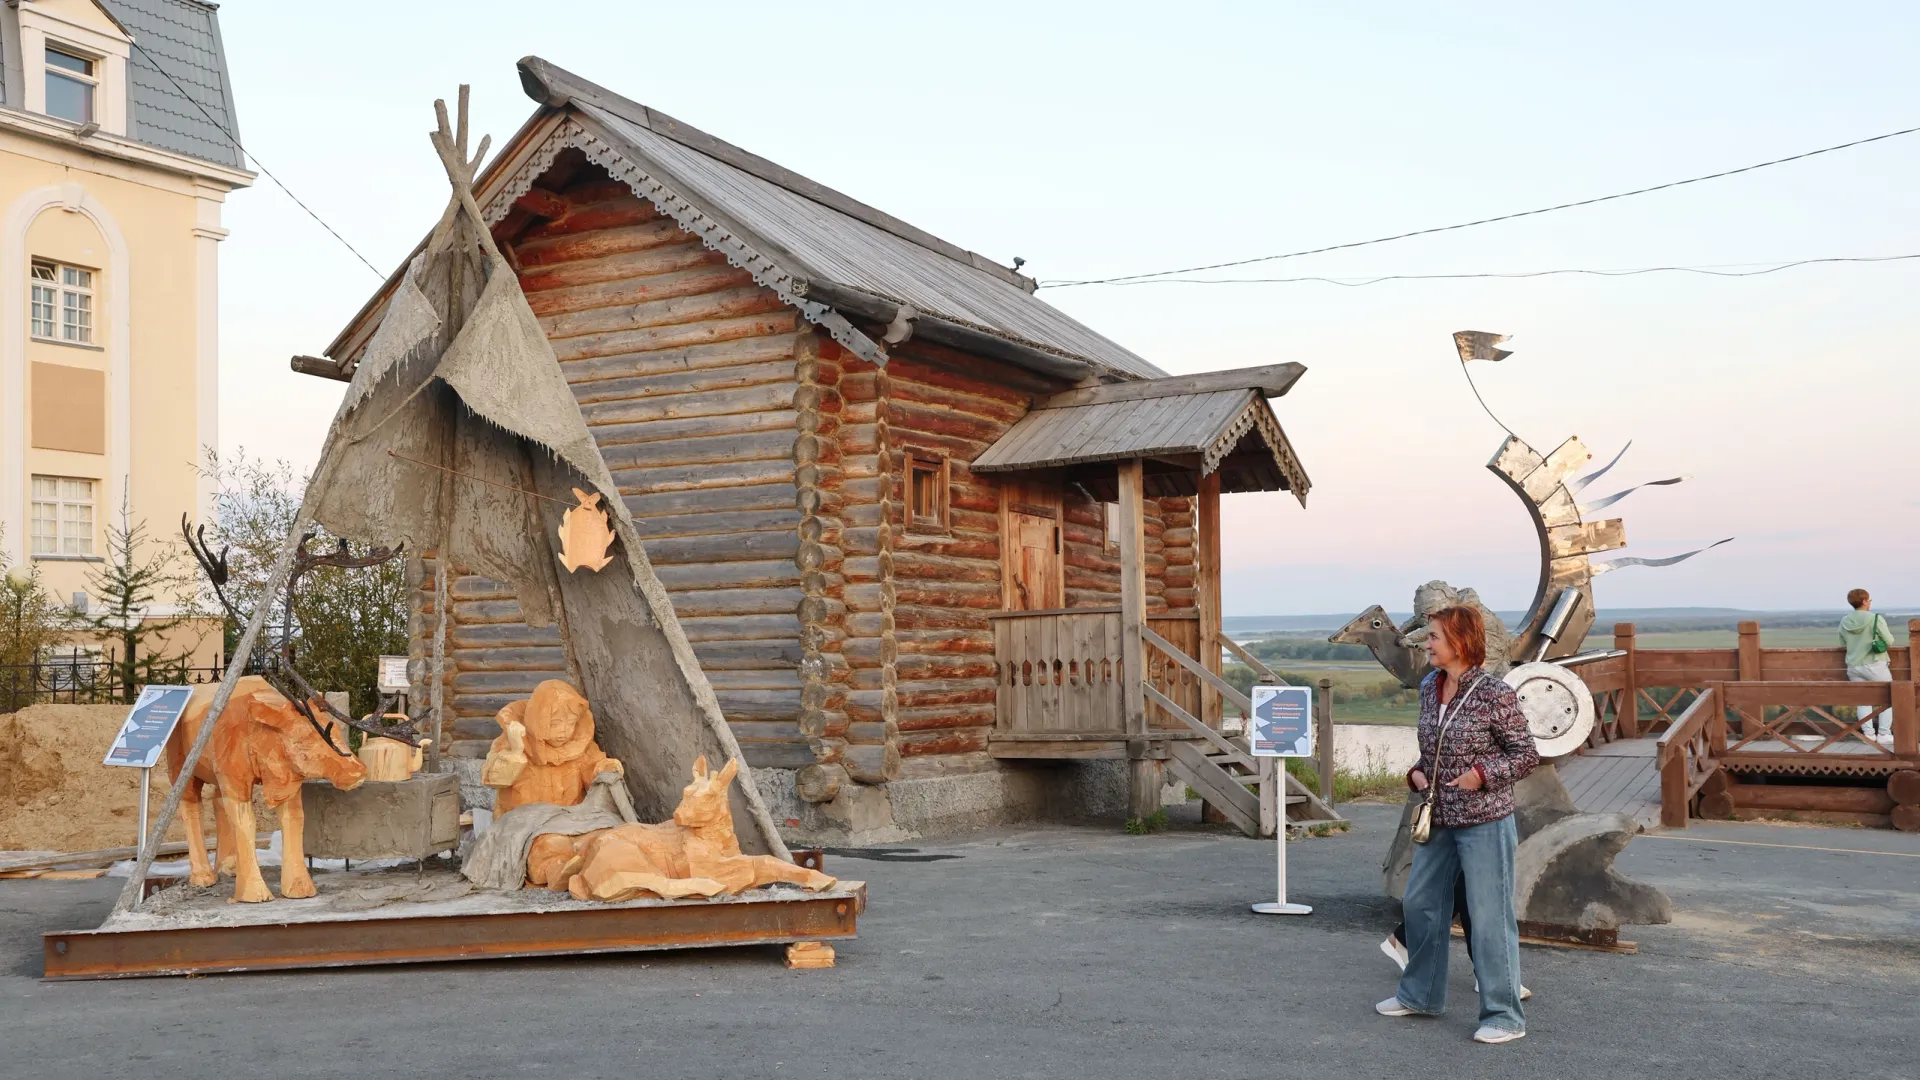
left=1409, top=667, right=1539, bottom=828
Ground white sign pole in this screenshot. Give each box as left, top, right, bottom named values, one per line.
left=1248, top=684, right=1313, bottom=916
left=137, top=765, right=151, bottom=849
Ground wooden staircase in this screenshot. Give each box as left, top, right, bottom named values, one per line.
left=1144, top=627, right=1344, bottom=837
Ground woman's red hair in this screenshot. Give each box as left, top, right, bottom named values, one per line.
left=1427, top=605, right=1487, bottom=669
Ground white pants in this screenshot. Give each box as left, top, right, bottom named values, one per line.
left=1847, top=660, right=1894, bottom=737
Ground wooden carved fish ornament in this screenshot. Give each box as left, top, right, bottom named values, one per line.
left=557, top=488, right=616, bottom=573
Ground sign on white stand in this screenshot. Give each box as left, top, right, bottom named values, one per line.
left=1248, top=684, right=1313, bottom=916
left=102, top=685, right=195, bottom=848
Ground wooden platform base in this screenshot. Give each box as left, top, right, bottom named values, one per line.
left=43, top=876, right=866, bottom=981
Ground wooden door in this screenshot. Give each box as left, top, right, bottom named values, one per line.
left=1008, top=511, right=1059, bottom=610
left=1001, top=480, right=1062, bottom=610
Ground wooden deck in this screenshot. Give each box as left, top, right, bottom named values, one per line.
left=1557, top=738, right=1662, bottom=832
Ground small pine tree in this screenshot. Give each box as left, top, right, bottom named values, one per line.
left=84, top=493, right=204, bottom=702
left=0, top=530, right=78, bottom=709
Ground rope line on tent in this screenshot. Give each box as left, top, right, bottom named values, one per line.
left=386, top=449, right=576, bottom=505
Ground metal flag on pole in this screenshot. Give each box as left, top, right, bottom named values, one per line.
left=1249, top=684, right=1314, bottom=916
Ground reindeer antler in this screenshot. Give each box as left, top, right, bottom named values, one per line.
left=181, top=516, right=425, bottom=752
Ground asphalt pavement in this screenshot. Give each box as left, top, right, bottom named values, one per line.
left=2, top=804, right=1915, bottom=1079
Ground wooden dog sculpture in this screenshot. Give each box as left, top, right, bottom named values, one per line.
left=165, top=676, right=368, bottom=902
left=527, top=756, right=835, bottom=902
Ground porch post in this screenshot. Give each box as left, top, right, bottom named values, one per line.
left=1196, top=471, right=1223, bottom=728
left=1118, top=458, right=1159, bottom=819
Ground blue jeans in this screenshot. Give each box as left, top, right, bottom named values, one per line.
left=1395, top=815, right=1524, bottom=1033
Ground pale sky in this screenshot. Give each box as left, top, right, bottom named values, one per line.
left=211, top=2, right=1920, bottom=616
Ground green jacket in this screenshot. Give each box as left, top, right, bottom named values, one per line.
left=1839, top=610, right=1891, bottom=668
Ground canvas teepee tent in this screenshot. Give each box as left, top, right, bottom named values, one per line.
left=119, top=88, right=787, bottom=909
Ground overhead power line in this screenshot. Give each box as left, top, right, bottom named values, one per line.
left=129, top=40, right=384, bottom=279
left=1039, top=124, right=1920, bottom=289
left=1090, top=253, right=1920, bottom=288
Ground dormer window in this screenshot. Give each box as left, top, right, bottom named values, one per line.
left=45, top=47, right=98, bottom=124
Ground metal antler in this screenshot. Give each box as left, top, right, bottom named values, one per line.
left=181, top=515, right=425, bottom=753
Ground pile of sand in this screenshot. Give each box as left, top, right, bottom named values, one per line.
left=0, top=704, right=215, bottom=851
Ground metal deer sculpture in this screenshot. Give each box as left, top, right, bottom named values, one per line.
left=183, top=514, right=425, bottom=754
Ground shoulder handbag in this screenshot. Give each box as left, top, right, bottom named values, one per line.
left=1409, top=676, right=1478, bottom=845
left=1869, top=614, right=1891, bottom=655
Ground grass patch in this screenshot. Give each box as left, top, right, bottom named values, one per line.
left=1124, top=808, right=1169, bottom=835
left=1223, top=662, right=1420, bottom=725
left=1285, top=753, right=1408, bottom=803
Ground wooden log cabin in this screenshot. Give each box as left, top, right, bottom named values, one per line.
left=295, top=58, right=1313, bottom=840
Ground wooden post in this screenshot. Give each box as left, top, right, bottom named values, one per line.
left=1195, top=472, right=1223, bottom=729
left=1736, top=621, right=1761, bottom=681
left=1659, top=745, right=1689, bottom=829
left=1614, top=622, right=1638, bottom=738
left=1258, top=757, right=1277, bottom=838
left=1894, top=680, right=1918, bottom=760
left=1315, top=677, right=1335, bottom=809
left=1118, top=458, right=1157, bottom=820
left=1708, top=682, right=1728, bottom=755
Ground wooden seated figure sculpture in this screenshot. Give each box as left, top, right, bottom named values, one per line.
left=482, top=679, right=622, bottom=814
left=165, top=676, right=369, bottom=903
left=527, top=756, right=836, bottom=903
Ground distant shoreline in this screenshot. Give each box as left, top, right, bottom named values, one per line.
left=1225, top=606, right=1918, bottom=639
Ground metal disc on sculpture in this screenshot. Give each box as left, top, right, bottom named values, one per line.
left=1503, top=662, right=1594, bottom=757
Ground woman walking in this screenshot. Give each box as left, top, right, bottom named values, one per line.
left=1375, top=604, right=1538, bottom=1044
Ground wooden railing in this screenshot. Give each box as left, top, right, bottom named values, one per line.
left=1656, top=686, right=1722, bottom=828
left=990, top=607, right=1127, bottom=741
left=1717, top=680, right=1917, bottom=760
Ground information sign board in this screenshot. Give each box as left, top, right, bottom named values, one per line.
left=1249, top=685, right=1313, bottom=758
left=101, top=685, right=195, bottom=770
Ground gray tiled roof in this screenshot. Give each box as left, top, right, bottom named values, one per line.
left=102, top=0, right=244, bottom=168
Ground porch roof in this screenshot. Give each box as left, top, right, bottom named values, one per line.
left=971, top=387, right=1310, bottom=504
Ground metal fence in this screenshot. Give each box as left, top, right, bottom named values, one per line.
left=0, top=650, right=227, bottom=713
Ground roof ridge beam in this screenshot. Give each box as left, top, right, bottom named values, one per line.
left=1035, top=363, right=1306, bottom=410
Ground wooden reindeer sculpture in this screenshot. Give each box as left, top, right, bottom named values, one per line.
left=166, top=677, right=368, bottom=902
left=527, top=756, right=835, bottom=903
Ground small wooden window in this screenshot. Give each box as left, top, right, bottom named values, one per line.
left=1101, top=501, right=1121, bottom=554
left=907, top=454, right=949, bottom=532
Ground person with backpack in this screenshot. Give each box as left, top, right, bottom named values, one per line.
left=1839, top=589, right=1896, bottom=743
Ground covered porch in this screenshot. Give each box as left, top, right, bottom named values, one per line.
left=969, top=363, right=1335, bottom=831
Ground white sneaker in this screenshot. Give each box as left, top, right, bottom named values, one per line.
left=1380, top=934, right=1409, bottom=971
left=1473, top=1025, right=1526, bottom=1044
left=1473, top=979, right=1533, bottom=1001
left=1376, top=997, right=1419, bottom=1017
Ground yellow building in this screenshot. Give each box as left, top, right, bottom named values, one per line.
left=1, top=0, right=250, bottom=664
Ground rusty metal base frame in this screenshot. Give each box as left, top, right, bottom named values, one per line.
left=44, top=884, right=866, bottom=981
left=1452, top=920, right=1637, bottom=954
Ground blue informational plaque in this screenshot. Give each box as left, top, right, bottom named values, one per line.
left=102, top=685, right=195, bottom=770
left=1249, top=685, right=1313, bottom=758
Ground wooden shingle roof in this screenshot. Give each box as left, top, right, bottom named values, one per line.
left=972, top=364, right=1311, bottom=503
